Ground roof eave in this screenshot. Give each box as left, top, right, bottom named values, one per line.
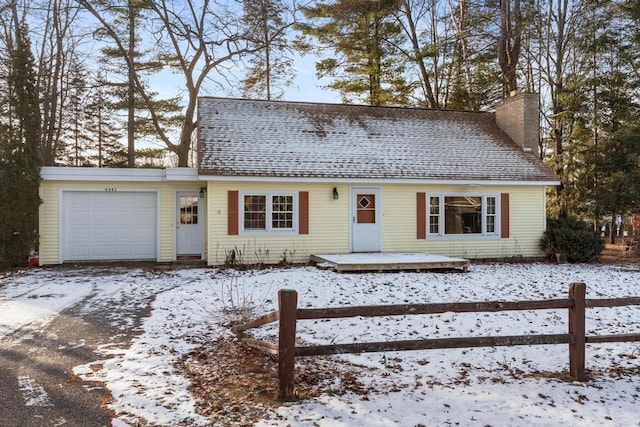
left=198, top=174, right=560, bottom=186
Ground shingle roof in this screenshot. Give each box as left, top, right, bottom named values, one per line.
left=197, top=97, right=558, bottom=182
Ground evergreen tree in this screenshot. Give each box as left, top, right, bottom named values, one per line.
left=241, top=0, right=294, bottom=100
left=0, top=7, right=41, bottom=268
left=443, top=0, right=501, bottom=110
left=299, top=0, right=410, bottom=106
left=84, top=73, right=127, bottom=167
left=581, top=127, right=640, bottom=240
left=59, top=57, right=93, bottom=166
left=95, top=0, right=180, bottom=167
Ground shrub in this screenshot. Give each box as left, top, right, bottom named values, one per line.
left=540, top=218, right=605, bottom=263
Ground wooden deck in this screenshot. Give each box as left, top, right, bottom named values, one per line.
left=310, top=253, right=470, bottom=272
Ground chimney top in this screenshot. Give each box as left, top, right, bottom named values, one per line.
left=495, top=92, right=540, bottom=157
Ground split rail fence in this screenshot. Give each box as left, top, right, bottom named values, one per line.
left=231, top=282, right=640, bottom=399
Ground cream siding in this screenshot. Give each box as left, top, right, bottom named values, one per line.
left=38, top=183, right=60, bottom=265
left=40, top=172, right=550, bottom=266
left=207, top=182, right=350, bottom=265
left=39, top=180, right=201, bottom=265
left=207, top=182, right=549, bottom=265
left=382, top=184, right=546, bottom=259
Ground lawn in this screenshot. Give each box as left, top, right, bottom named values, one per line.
left=2, top=261, right=639, bottom=426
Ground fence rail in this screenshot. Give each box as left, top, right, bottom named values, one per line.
left=233, top=282, right=640, bottom=399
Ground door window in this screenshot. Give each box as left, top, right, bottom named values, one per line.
left=357, top=194, right=376, bottom=223
left=180, top=195, right=199, bottom=225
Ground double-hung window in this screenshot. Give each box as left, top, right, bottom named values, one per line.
left=427, top=194, right=499, bottom=238
left=240, top=192, right=296, bottom=233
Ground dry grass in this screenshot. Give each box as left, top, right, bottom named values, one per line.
left=177, top=247, right=639, bottom=426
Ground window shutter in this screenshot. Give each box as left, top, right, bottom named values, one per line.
left=228, top=191, right=238, bottom=235
left=501, top=193, right=510, bottom=238
left=299, top=191, right=309, bottom=234
left=417, top=192, right=426, bottom=239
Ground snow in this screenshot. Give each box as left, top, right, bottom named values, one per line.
left=1, top=262, right=640, bottom=426
left=17, top=376, right=53, bottom=407
left=312, top=252, right=469, bottom=264
left=0, top=270, right=95, bottom=338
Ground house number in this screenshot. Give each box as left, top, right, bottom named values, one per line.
left=105, top=187, right=117, bottom=192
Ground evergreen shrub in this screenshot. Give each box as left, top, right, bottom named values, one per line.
left=541, top=218, right=605, bottom=263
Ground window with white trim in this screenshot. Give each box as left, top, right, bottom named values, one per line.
left=240, top=192, right=297, bottom=233
left=427, top=194, right=499, bottom=238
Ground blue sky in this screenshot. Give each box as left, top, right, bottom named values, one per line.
left=149, top=50, right=341, bottom=105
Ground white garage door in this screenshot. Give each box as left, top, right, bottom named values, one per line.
left=62, top=191, right=158, bottom=261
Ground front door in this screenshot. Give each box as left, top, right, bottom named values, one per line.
left=176, top=192, right=204, bottom=258
left=351, top=187, right=381, bottom=252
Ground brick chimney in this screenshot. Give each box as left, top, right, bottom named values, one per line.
left=495, top=91, right=540, bottom=157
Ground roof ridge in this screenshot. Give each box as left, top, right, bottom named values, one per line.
left=197, top=96, right=494, bottom=116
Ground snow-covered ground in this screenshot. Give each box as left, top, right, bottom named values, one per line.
left=1, top=262, right=639, bottom=426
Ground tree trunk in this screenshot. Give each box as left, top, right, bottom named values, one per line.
left=176, top=99, right=196, bottom=167
left=610, top=216, right=616, bottom=244
left=127, top=0, right=136, bottom=168
left=401, top=0, right=438, bottom=108
left=498, top=0, right=522, bottom=93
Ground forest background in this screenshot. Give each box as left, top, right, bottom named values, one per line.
left=0, top=0, right=639, bottom=267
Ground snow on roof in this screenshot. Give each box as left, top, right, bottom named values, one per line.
left=197, top=97, right=558, bottom=183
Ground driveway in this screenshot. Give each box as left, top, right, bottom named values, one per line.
left=0, top=268, right=161, bottom=426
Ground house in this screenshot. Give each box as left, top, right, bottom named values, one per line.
left=38, top=92, right=559, bottom=266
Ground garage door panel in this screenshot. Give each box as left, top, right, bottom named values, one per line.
left=91, top=245, right=112, bottom=257
left=70, top=210, right=90, bottom=223
left=92, top=228, right=110, bottom=240
left=69, top=246, right=90, bottom=258
left=62, top=191, right=158, bottom=261
left=92, top=210, right=111, bottom=223
left=89, top=193, right=109, bottom=208
left=111, top=227, right=133, bottom=240
left=69, top=227, right=90, bottom=241
left=133, top=228, right=155, bottom=240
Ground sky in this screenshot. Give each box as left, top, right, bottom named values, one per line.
left=153, top=51, right=342, bottom=105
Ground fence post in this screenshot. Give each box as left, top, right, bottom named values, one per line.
left=278, top=289, right=298, bottom=399
left=568, top=282, right=586, bottom=380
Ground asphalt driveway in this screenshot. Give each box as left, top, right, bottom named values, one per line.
left=0, top=269, right=158, bottom=427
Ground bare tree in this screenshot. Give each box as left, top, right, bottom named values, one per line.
left=535, top=0, right=582, bottom=217
left=32, top=0, right=85, bottom=165
left=79, top=0, right=275, bottom=166
left=498, top=0, right=522, bottom=93
left=395, top=0, right=440, bottom=108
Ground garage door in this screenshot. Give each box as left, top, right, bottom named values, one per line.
left=62, top=191, right=158, bottom=261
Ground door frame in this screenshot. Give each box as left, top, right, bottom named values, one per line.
left=175, top=190, right=205, bottom=259
left=350, top=186, right=382, bottom=252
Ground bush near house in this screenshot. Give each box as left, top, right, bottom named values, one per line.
left=541, top=218, right=605, bottom=263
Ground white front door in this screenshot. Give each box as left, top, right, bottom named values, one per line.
left=176, top=192, right=204, bottom=258
left=351, top=187, right=381, bottom=252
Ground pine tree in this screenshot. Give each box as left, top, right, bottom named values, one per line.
left=96, top=0, right=179, bottom=167
left=0, top=7, right=41, bottom=268
left=84, top=73, right=127, bottom=167
left=241, top=0, right=294, bottom=100
left=442, top=0, right=501, bottom=110
left=299, top=0, right=410, bottom=106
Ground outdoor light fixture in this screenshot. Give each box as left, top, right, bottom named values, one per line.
left=199, top=186, right=206, bottom=198
left=333, top=187, right=339, bottom=200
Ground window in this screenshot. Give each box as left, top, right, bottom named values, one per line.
left=179, top=195, right=198, bottom=225
left=271, top=195, right=294, bottom=229
left=240, top=192, right=296, bottom=233
left=427, top=194, right=499, bottom=238
left=244, top=195, right=266, bottom=230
